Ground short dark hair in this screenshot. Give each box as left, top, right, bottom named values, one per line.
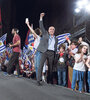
left=12, top=28, right=19, bottom=33
left=35, top=28, right=42, bottom=36
left=71, top=40, right=78, bottom=46
left=58, top=44, right=66, bottom=50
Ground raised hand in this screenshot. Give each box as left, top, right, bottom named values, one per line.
left=40, top=13, right=45, bottom=19
left=25, top=18, right=29, bottom=25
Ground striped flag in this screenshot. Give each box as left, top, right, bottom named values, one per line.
left=23, top=46, right=27, bottom=54
left=0, top=33, right=7, bottom=42
left=56, top=33, right=71, bottom=46
left=25, top=24, right=34, bottom=45
left=0, top=40, right=6, bottom=53
left=28, top=34, right=34, bottom=44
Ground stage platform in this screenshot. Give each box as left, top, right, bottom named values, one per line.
left=0, top=72, right=90, bottom=100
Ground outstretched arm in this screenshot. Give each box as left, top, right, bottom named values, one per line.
left=39, top=13, right=46, bottom=34
left=25, top=18, right=37, bottom=39
left=65, top=36, right=71, bottom=46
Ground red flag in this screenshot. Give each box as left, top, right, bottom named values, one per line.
left=25, top=30, right=30, bottom=45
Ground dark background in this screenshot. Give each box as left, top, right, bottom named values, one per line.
left=0, top=0, right=75, bottom=47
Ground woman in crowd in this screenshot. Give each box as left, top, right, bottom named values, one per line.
left=25, top=18, right=42, bottom=79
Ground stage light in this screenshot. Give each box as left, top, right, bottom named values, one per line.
left=76, top=1, right=83, bottom=9
left=75, top=8, right=81, bottom=13
left=76, top=0, right=88, bottom=9
left=85, top=4, right=90, bottom=13
left=75, top=0, right=90, bottom=14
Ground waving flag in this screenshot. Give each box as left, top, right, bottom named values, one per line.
left=28, top=34, right=34, bottom=44
left=25, top=24, right=34, bottom=45
left=0, top=33, right=7, bottom=43
left=56, top=33, right=71, bottom=46
left=23, top=46, right=27, bottom=54
left=0, top=41, right=6, bottom=53
left=25, top=30, right=34, bottom=45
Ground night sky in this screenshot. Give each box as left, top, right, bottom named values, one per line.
left=0, top=0, right=75, bottom=47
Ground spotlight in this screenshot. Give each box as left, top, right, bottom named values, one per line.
left=76, top=0, right=88, bottom=9
left=85, top=4, right=90, bottom=13
left=75, top=8, right=81, bottom=13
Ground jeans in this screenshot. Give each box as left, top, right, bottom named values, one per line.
left=87, top=71, right=90, bottom=93
left=57, top=68, right=66, bottom=86
left=34, top=51, right=41, bottom=79
left=71, top=69, right=85, bottom=91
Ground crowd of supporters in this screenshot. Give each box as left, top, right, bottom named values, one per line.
left=0, top=13, right=90, bottom=94
left=0, top=36, right=90, bottom=93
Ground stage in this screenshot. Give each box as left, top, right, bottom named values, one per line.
left=0, top=72, right=90, bottom=100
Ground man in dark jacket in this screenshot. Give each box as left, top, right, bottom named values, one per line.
left=37, top=13, right=58, bottom=85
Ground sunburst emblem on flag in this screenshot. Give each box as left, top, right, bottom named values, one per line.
left=0, top=41, right=2, bottom=46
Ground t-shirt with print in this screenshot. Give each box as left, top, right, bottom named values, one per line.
left=57, top=53, right=67, bottom=69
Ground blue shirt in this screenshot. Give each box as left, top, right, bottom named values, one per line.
left=48, top=35, right=55, bottom=51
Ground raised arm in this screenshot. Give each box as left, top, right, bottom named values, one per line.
left=25, top=18, right=37, bottom=39
left=39, top=13, right=46, bottom=35
left=65, top=36, right=71, bottom=46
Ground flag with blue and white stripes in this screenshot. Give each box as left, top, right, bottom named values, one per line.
left=56, top=33, right=71, bottom=46
left=0, top=41, right=6, bottom=53
left=23, top=46, right=27, bottom=54
left=0, top=33, right=7, bottom=42
left=28, top=34, right=34, bottom=44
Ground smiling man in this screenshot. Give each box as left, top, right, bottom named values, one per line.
left=37, top=13, right=58, bottom=85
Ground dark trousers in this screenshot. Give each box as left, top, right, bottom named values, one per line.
left=7, top=52, right=20, bottom=75
left=37, top=50, right=55, bottom=84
